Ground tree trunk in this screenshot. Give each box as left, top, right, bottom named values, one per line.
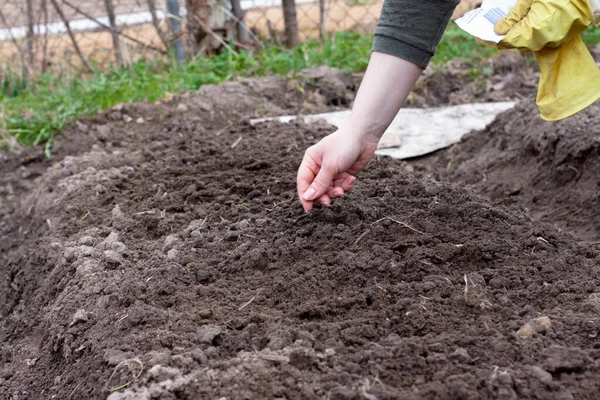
left=186, top=0, right=233, bottom=55
left=41, top=0, right=50, bottom=73
left=230, top=0, right=249, bottom=44
left=26, top=0, right=35, bottom=74
left=281, top=0, right=299, bottom=47
left=103, top=0, right=124, bottom=66
left=319, top=0, right=326, bottom=43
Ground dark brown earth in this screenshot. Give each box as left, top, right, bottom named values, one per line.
left=2, top=67, right=600, bottom=400
left=416, top=99, right=600, bottom=242
left=406, top=50, right=539, bottom=108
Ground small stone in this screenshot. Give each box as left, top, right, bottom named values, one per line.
left=190, top=230, right=202, bottom=238
left=123, top=115, right=133, bottom=123
left=449, top=347, right=471, bottom=364
left=148, top=365, right=181, bottom=382
left=171, top=355, right=193, bottom=369
left=25, top=358, right=37, bottom=367
left=325, top=348, right=336, bottom=356
left=237, top=219, right=250, bottom=230
left=529, top=366, right=552, bottom=383
left=100, top=231, right=125, bottom=252
left=197, top=325, right=221, bottom=344
left=78, top=236, right=95, bottom=246
left=467, top=273, right=486, bottom=287
left=163, top=235, right=180, bottom=253
left=198, top=309, right=213, bottom=319
left=104, top=250, right=123, bottom=265
left=176, top=103, right=189, bottom=113
left=70, top=309, right=88, bottom=326
left=166, top=248, right=179, bottom=260
left=76, top=259, right=101, bottom=276
left=142, top=351, right=169, bottom=368
left=517, top=316, right=552, bottom=338
left=112, top=205, right=125, bottom=220
left=136, top=117, right=145, bottom=124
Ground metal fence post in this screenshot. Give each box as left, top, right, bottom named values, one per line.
left=167, top=0, right=185, bottom=66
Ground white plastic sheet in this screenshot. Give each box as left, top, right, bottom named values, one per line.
left=250, top=101, right=516, bottom=159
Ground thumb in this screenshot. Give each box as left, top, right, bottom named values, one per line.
left=302, top=163, right=335, bottom=202
left=494, top=0, right=533, bottom=34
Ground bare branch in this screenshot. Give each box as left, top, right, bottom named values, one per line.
left=147, top=0, right=170, bottom=50
left=62, top=0, right=167, bottom=54
left=26, top=0, right=35, bottom=73
left=49, top=0, right=95, bottom=73
left=103, top=0, right=125, bottom=66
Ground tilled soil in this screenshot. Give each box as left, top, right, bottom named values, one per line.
left=2, top=69, right=600, bottom=400
left=405, top=51, right=539, bottom=108
left=417, top=99, right=600, bottom=242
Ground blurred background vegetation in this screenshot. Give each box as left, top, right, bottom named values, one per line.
left=1, top=0, right=600, bottom=150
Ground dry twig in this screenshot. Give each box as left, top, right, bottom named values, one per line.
left=353, top=229, right=370, bottom=246
left=238, top=296, right=256, bottom=311
left=371, top=216, right=425, bottom=235
left=104, top=358, right=144, bottom=392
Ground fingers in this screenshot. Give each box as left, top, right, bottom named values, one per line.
left=494, top=0, right=533, bottom=34
left=302, top=161, right=335, bottom=203
left=334, top=175, right=357, bottom=193
left=297, top=153, right=318, bottom=213
left=296, top=148, right=358, bottom=212
left=315, top=194, right=332, bottom=207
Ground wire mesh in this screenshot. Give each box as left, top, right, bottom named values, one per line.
left=0, top=0, right=481, bottom=76
left=0, top=0, right=384, bottom=76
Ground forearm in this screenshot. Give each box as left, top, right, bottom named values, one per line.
left=347, top=0, right=459, bottom=140
left=346, top=51, right=422, bottom=140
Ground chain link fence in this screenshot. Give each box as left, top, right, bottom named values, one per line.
left=0, top=0, right=388, bottom=76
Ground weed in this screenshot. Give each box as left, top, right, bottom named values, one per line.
left=3, top=25, right=600, bottom=150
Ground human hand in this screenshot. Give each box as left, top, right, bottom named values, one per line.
left=296, top=125, right=379, bottom=212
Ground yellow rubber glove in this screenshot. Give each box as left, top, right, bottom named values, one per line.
left=534, top=36, right=600, bottom=121
left=494, top=0, right=595, bottom=51
left=481, top=0, right=600, bottom=121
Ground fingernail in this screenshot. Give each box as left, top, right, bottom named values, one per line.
left=303, top=188, right=316, bottom=201
left=348, top=176, right=357, bottom=184
left=323, top=202, right=331, bottom=207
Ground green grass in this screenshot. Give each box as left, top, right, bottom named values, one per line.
left=1, top=32, right=372, bottom=150
left=2, top=24, right=600, bottom=150
left=431, top=23, right=498, bottom=66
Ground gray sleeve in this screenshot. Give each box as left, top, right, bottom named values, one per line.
left=372, top=0, right=461, bottom=68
